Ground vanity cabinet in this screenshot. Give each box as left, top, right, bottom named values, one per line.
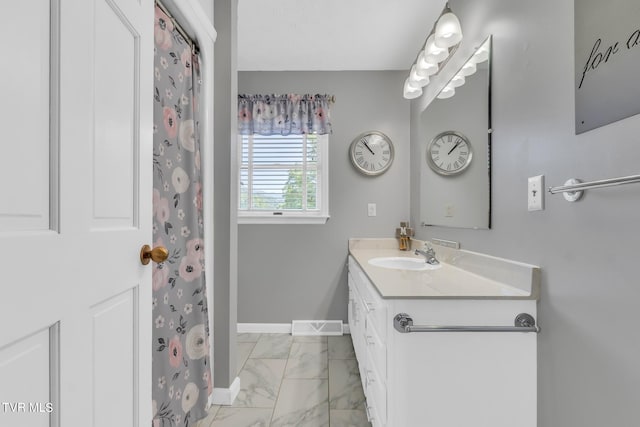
left=347, top=255, right=537, bottom=427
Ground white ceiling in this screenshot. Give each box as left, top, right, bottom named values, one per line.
left=237, top=0, right=447, bottom=71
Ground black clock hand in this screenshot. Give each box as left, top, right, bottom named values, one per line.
left=361, top=139, right=375, bottom=155
left=447, top=140, right=461, bottom=155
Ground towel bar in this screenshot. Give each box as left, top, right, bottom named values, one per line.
left=548, top=174, right=640, bottom=202
left=393, top=313, right=539, bottom=333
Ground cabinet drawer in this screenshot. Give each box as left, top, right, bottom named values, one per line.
left=348, top=286, right=355, bottom=332
left=364, top=363, right=387, bottom=426
left=348, top=257, right=387, bottom=336
left=360, top=284, right=386, bottom=338
left=365, top=320, right=386, bottom=380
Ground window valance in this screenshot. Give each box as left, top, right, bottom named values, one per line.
left=238, top=94, right=333, bottom=135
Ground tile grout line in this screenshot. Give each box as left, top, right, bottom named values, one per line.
left=268, top=334, right=294, bottom=426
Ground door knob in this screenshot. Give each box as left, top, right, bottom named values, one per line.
left=140, top=244, right=169, bottom=265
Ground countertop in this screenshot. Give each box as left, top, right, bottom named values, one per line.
left=348, top=238, right=540, bottom=300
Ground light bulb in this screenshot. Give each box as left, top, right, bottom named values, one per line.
left=434, top=9, right=463, bottom=49
left=437, top=85, right=455, bottom=99
left=424, top=34, right=449, bottom=64
left=403, top=77, right=423, bottom=99
left=410, top=65, right=430, bottom=87
left=416, top=51, right=438, bottom=76
left=474, top=40, right=490, bottom=63
left=459, top=60, right=477, bottom=77
left=450, top=74, right=465, bottom=88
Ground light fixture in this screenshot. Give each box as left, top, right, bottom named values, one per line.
left=409, top=65, right=430, bottom=87
left=459, top=60, right=477, bottom=77
left=403, top=78, right=423, bottom=99
left=416, top=51, right=438, bottom=76
left=473, top=39, right=490, bottom=63
left=434, top=3, right=463, bottom=49
left=450, top=74, right=465, bottom=88
left=424, top=34, right=448, bottom=64
left=403, top=3, right=463, bottom=100
left=437, top=85, right=455, bottom=99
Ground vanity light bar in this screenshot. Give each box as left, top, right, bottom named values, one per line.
left=404, top=3, right=462, bottom=99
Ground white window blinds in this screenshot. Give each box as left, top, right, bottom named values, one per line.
left=238, top=134, right=329, bottom=224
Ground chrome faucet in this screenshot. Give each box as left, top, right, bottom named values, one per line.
left=415, top=242, right=439, bottom=265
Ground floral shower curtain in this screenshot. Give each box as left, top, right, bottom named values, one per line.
left=238, top=93, right=333, bottom=135
left=152, top=6, right=211, bottom=426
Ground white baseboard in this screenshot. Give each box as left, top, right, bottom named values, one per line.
left=237, top=323, right=350, bottom=334
left=237, top=323, right=291, bottom=334
left=211, top=376, right=240, bottom=406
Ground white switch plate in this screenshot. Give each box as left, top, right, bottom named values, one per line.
left=528, top=175, right=544, bottom=211
left=445, top=205, right=455, bottom=217
left=367, top=203, right=377, bottom=217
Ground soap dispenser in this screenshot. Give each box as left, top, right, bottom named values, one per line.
left=395, top=221, right=414, bottom=251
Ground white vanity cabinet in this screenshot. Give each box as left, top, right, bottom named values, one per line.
left=347, top=255, right=538, bottom=427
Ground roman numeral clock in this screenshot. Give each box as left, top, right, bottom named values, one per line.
left=349, top=131, right=395, bottom=176
left=426, top=131, right=473, bottom=176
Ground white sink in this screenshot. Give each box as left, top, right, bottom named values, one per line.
left=368, top=257, right=442, bottom=271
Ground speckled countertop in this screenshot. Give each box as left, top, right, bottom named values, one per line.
left=348, top=238, right=540, bottom=300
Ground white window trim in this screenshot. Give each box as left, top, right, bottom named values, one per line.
left=238, top=134, right=330, bottom=225
left=237, top=212, right=330, bottom=225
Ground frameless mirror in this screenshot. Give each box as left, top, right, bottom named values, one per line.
left=418, top=35, right=492, bottom=229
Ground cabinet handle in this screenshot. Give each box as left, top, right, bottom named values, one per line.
left=364, top=301, right=376, bottom=311
left=366, top=370, right=376, bottom=385
left=365, top=405, right=375, bottom=422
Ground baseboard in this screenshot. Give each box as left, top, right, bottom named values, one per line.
left=211, top=376, right=240, bottom=406
left=237, top=323, right=350, bottom=334
left=237, top=323, right=292, bottom=334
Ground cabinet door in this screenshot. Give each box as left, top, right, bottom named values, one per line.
left=392, top=332, right=536, bottom=427
left=347, top=275, right=364, bottom=356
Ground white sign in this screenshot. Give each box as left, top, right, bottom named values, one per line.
left=575, top=0, right=640, bottom=134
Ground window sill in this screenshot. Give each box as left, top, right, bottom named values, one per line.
left=237, top=214, right=330, bottom=225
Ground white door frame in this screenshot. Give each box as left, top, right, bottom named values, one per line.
left=155, top=0, right=219, bottom=406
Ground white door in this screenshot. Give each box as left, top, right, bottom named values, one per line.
left=0, top=0, right=153, bottom=426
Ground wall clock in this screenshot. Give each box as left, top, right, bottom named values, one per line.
left=426, top=131, right=473, bottom=176
left=349, top=131, right=394, bottom=176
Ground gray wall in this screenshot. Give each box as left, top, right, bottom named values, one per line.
left=237, top=71, right=410, bottom=323
left=411, top=1, right=640, bottom=426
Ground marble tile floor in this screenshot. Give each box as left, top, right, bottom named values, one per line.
left=196, top=334, right=371, bottom=427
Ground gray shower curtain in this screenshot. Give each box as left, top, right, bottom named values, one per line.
left=152, top=6, right=211, bottom=426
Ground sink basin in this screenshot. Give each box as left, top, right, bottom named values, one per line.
left=368, top=257, right=442, bottom=271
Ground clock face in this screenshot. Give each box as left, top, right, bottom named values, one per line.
left=426, top=131, right=473, bottom=176
left=349, top=131, right=394, bottom=176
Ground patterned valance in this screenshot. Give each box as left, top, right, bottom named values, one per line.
left=238, top=94, right=333, bottom=135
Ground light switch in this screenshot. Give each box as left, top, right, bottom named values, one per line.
left=528, top=175, right=544, bottom=211
left=367, top=203, right=377, bottom=217
left=445, top=204, right=455, bottom=217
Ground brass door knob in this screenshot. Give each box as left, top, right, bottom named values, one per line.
left=140, top=244, right=169, bottom=265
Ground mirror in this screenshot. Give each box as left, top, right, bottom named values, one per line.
left=418, top=36, right=492, bottom=229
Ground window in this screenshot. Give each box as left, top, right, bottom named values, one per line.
left=238, top=133, right=329, bottom=224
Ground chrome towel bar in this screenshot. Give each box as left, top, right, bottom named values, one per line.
left=548, top=174, right=640, bottom=202
left=393, top=313, right=540, bottom=333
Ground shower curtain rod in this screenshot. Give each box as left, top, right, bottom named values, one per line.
left=155, top=0, right=198, bottom=53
